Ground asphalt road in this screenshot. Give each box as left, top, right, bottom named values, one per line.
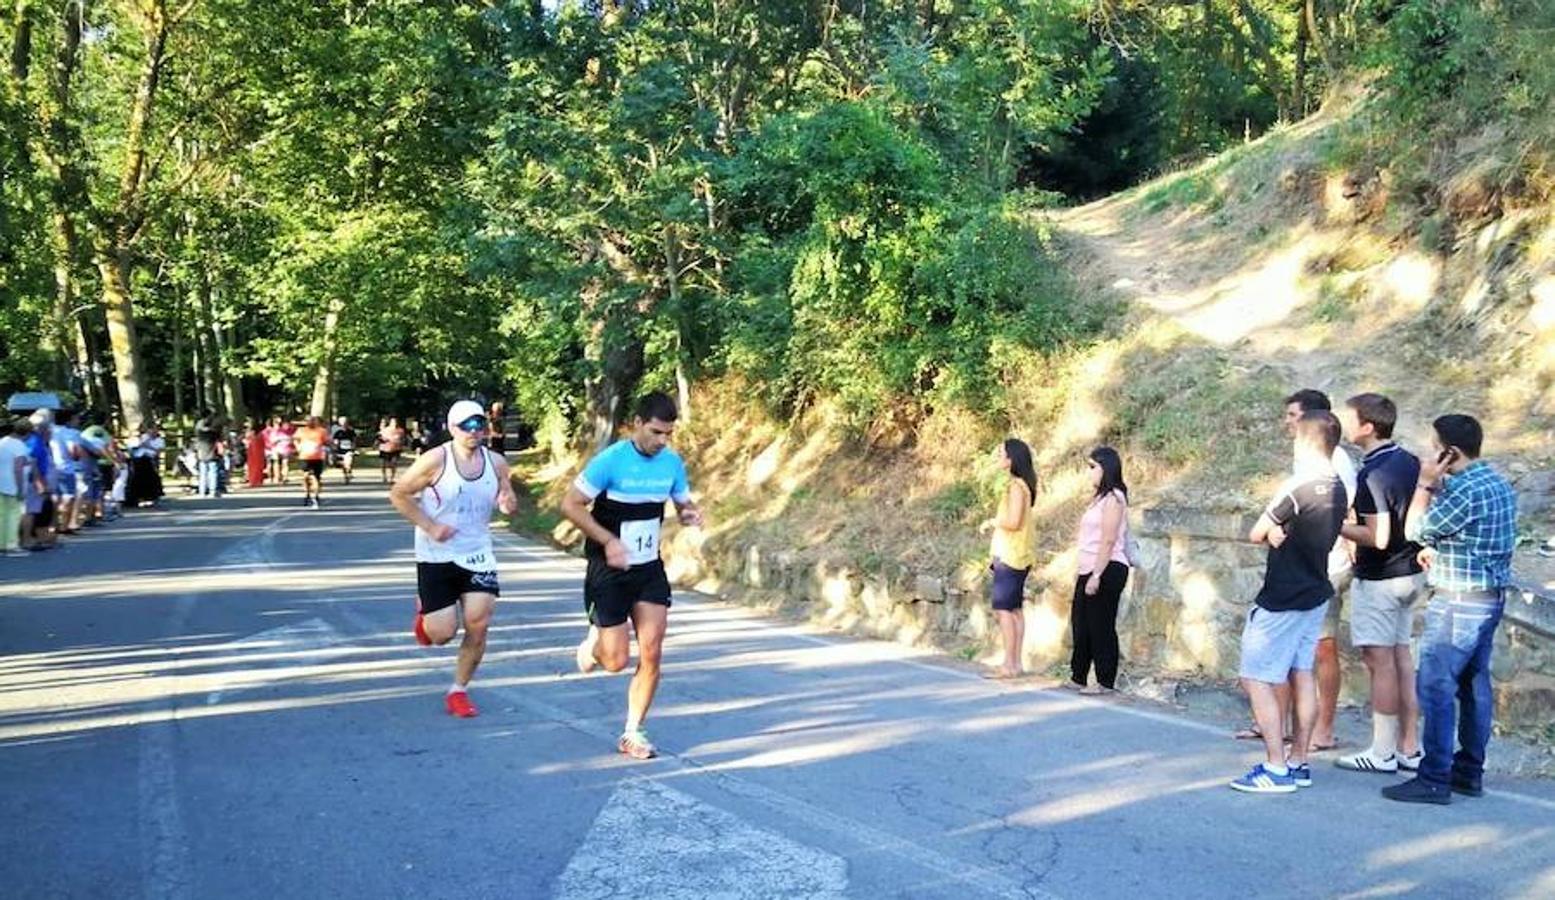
left=2, top=481, right=1553, bottom=899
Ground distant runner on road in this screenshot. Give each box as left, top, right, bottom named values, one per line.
left=295, top=416, right=330, bottom=509
left=561, top=391, right=703, bottom=760
left=330, top=416, right=358, bottom=485
left=389, top=400, right=517, bottom=719
left=378, top=417, right=407, bottom=484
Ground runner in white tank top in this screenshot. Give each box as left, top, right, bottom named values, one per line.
left=389, top=400, right=518, bottom=719
left=414, top=443, right=499, bottom=571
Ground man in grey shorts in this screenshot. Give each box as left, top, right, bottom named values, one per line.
left=1231, top=411, right=1348, bottom=794
left=1336, top=394, right=1426, bottom=774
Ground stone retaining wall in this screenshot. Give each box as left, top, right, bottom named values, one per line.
left=661, top=506, right=1555, bottom=736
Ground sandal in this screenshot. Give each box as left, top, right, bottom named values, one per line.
left=981, top=668, right=1022, bottom=680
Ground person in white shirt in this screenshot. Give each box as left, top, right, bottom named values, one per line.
left=0, top=417, right=35, bottom=556
left=388, top=400, right=518, bottom=719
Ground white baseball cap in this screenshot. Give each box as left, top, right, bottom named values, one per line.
left=446, top=400, right=486, bottom=429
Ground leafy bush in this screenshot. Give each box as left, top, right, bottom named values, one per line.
left=1366, top=0, right=1555, bottom=179
left=716, top=102, right=1101, bottom=423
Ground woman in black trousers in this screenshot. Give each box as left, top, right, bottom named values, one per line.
left=1070, top=447, right=1132, bottom=694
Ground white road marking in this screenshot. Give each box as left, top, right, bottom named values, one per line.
left=203, top=617, right=342, bottom=706
left=331, top=587, right=1053, bottom=900
left=553, top=779, right=849, bottom=900
left=139, top=510, right=303, bottom=900
left=487, top=688, right=1055, bottom=900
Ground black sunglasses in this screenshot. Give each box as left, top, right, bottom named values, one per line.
left=455, top=415, right=490, bottom=432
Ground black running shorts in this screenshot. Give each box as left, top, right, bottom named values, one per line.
left=584, top=557, right=672, bottom=628
left=301, top=459, right=326, bottom=478
left=417, top=562, right=500, bottom=615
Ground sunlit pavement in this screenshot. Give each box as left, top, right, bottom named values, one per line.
left=3, top=483, right=1553, bottom=900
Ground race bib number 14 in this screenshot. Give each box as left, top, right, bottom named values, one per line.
left=618, top=518, right=661, bottom=566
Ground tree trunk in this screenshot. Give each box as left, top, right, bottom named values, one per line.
left=584, top=323, right=643, bottom=451
left=1294, top=1, right=1308, bottom=117
left=93, top=1, right=170, bottom=430
left=309, top=296, right=344, bottom=419
left=9, top=0, right=31, bottom=82
left=213, top=281, right=243, bottom=424
left=95, top=249, right=148, bottom=429
left=1305, top=0, right=1333, bottom=73
left=662, top=227, right=692, bottom=425
left=196, top=268, right=225, bottom=419
left=75, top=302, right=109, bottom=414
left=48, top=209, right=88, bottom=395
left=171, top=283, right=185, bottom=424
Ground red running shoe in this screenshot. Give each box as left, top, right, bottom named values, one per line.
left=413, top=613, right=431, bottom=646
left=445, top=690, right=478, bottom=718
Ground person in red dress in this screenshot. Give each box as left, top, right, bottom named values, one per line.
left=245, top=419, right=265, bottom=488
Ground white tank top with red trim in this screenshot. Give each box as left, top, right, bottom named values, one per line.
left=414, top=445, right=498, bottom=571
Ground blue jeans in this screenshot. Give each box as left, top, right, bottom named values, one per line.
left=198, top=459, right=221, bottom=496
left=1416, top=592, right=1503, bottom=787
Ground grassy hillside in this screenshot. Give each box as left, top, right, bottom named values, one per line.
left=517, top=91, right=1555, bottom=632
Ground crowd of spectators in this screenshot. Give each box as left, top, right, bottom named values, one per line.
left=0, top=408, right=167, bottom=556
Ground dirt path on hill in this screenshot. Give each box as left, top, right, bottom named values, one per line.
left=1051, top=188, right=1365, bottom=396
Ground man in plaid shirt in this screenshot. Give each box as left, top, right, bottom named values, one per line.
left=1386, top=414, right=1517, bottom=805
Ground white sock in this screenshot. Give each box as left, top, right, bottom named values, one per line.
left=448, top=682, right=468, bottom=695
left=624, top=717, right=642, bottom=734
left=1264, top=763, right=1289, bottom=776
left=1370, top=713, right=1400, bottom=758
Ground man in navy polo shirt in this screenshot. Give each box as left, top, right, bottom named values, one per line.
left=1336, top=393, right=1426, bottom=775
left=561, top=391, right=703, bottom=761
left=1231, top=411, right=1348, bottom=794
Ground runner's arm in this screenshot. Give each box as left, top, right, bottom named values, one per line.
left=673, top=497, right=703, bottom=527
left=560, top=486, right=620, bottom=547
left=560, top=486, right=629, bottom=568
left=669, top=457, right=701, bottom=526
left=492, top=455, right=519, bottom=516
left=388, top=451, right=450, bottom=536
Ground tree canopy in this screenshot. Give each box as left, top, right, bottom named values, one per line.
left=2, top=0, right=1547, bottom=440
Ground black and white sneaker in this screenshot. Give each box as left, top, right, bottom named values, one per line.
left=1336, top=750, right=1398, bottom=773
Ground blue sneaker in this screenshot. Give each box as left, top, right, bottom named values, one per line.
left=1230, top=763, right=1298, bottom=794
left=1290, top=763, right=1313, bottom=788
